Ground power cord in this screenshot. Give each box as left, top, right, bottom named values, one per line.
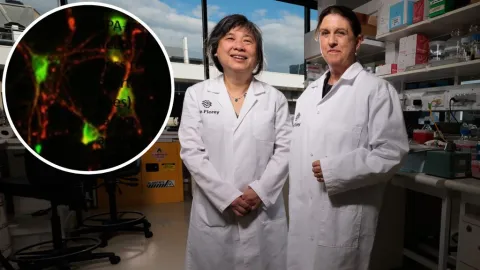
left=449, top=97, right=460, bottom=123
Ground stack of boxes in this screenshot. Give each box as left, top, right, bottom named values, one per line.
left=398, top=34, right=430, bottom=72
left=376, top=42, right=398, bottom=76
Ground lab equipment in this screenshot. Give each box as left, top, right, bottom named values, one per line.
left=424, top=142, right=472, bottom=179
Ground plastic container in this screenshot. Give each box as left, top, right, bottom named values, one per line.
left=413, top=129, right=434, bottom=144
left=445, top=29, right=465, bottom=60
left=429, top=41, right=446, bottom=62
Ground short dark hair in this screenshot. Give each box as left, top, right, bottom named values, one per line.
left=315, top=5, right=362, bottom=38
left=207, top=14, right=264, bottom=76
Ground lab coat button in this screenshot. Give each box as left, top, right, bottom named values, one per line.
left=310, top=153, right=313, bottom=157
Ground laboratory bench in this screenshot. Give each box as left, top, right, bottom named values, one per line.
left=392, top=171, right=480, bottom=270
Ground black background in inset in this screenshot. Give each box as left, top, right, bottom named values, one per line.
left=4, top=5, right=172, bottom=172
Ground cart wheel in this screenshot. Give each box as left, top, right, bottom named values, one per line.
left=109, top=256, right=121, bottom=265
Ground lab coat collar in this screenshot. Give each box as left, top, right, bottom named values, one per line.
left=206, top=74, right=263, bottom=132
left=315, top=62, right=363, bottom=86
left=312, top=62, right=363, bottom=103
left=206, top=74, right=265, bottom=95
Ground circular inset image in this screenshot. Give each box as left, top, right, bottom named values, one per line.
left=2, top=2, right=174, bottom=175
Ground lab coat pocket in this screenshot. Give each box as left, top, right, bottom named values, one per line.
left=317, top=207, right=362, bottom=248
left=253, top=111, right=275, bottom=142
left=260, top=217, right=288, bottom=269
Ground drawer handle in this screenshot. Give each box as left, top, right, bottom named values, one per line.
left=467, top=225, right=472, bottom=232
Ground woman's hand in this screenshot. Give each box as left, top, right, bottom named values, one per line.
left=242, top=186, right=262, bottom=211
left=230, top=196, right=251, bottom=217
left=312, top=160, right=324, bottom=182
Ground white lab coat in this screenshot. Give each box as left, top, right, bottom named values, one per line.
left=179, top=74, right=292, bottom=270
left=287, top=62, right=409, bottom=270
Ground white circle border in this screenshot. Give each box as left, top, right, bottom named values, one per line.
left=1, top=1, right=175, bottom=175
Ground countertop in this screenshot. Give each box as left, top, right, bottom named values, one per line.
left=395, top=172, right=480, bottom=196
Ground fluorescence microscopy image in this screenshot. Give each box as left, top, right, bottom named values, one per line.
left=3, top=4, right=173, bottom=173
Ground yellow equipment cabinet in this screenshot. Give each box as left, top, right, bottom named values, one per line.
left=96, top=141, right=184, bottom=209
left=140, top=141, right=184, bottom=204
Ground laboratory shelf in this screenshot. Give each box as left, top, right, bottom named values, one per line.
left=379, top=59, right=480, bottom=83
left=376, top=2, right=480, bottom=42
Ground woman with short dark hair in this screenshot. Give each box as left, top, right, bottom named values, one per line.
left=179, top=14, right=291, bottom=270
left=287, top=5, right=409, bottom=270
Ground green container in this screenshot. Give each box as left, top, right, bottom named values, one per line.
left=428, top=0, right=455, bottom=18
left=424, top=150, right=471, bottom=179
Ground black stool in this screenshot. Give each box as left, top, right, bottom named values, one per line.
left=3, top=151, right=120, bottom=270
left=71, top=159, right=152, bottom=247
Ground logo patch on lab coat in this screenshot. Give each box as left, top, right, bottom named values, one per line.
left=202, top=100, right=212, bottom=108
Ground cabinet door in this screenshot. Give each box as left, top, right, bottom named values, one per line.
left=458, top=220, right=480, bottom=269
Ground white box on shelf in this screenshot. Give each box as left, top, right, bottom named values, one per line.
left=376, top=64, right=398, bottom=76
left=377, top=0, right=396, bottom=36
left=398, top=52, right=428, bottom=71
left=406, top=33, right=429, bottom=55
left=399, top=36, right=409, bottom=55
left=386, top=41, right=398, bottom=64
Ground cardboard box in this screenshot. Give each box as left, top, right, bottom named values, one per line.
left=413, top=0, right=429, bottom=23
left=376, top=64, right=398, bottom=76
left=355, top=12, right=377, bottom=37
left=400, top=34, right=429, bottom=55
left=408, top=34, right=429, bottom=54
left=390, top=0, right=416, bottom=30
left=377, top=0, right=395, bottom=36
left=428, top=0, right=455, bottom=18
left=385, top=42, right=399, bottom=64
left=398, top=52, right=428, bottom=71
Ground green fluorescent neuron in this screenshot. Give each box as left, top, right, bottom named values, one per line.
left=82, top=122, right=100, bottom=145
left=108, top=49, right=123, bottom=62
left=35, top=144, right=42, bottom=154
left=117, top=85, right=133, bottom=101
left=109, top=15, right=127, bottom=36
left=116, top=85, right=134, bottom=116
left=32, top=55, right=49, bottom=84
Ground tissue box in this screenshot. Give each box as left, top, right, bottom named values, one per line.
left=390, top=0, right=416, bottom=30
